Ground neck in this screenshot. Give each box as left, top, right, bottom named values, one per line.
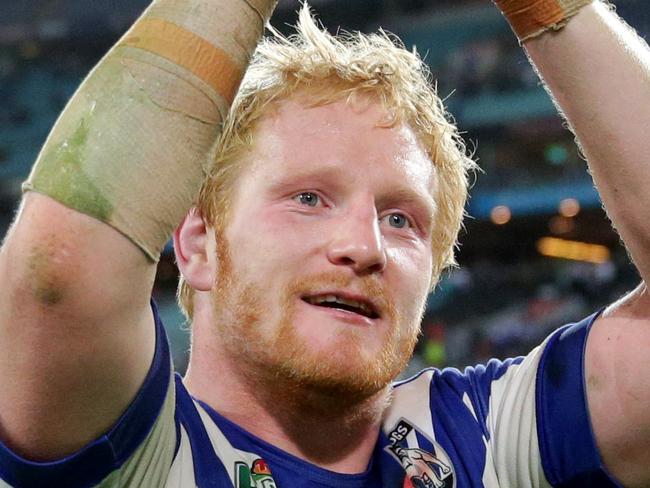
left=184, top=304, right=390, bottom=474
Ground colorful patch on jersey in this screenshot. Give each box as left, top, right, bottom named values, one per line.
left=235, top=458, right=277, bottom=488
left=386, top=419, right=456, bottom=488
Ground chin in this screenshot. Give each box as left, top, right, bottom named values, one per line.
left=269, top=324, right=416, bottom=403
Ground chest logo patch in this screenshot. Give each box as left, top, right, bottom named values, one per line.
left=385, top=419, right=456, bottom=488
left=235, top=458, right=277, bottom=488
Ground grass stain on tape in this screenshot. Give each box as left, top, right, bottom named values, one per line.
left=27, top=109, right=114, bottom=223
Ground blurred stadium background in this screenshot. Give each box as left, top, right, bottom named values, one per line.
left=1, top=0, right=648, bottom=375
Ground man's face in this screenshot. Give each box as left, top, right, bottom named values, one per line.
left=211, top=95, right=436, bottom=401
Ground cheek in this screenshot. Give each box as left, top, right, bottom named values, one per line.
left=387, top=247, right=432, bottom=300
left=258, top=208, right=326, bottom=256
left=223, top=208, right=320, bottom=299
left=385, top=249, right=431, bottom=332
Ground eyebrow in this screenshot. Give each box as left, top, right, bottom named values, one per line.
left=265, top=166, right=346, bottom=193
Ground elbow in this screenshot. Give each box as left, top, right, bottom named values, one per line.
left=12, top=235, right=76, bottom=309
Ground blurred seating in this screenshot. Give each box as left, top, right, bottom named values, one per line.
left=1, top=0, right=647, bottom=371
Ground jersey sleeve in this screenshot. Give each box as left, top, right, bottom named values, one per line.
left=463, top=311, right=621, bottom=487
left=0, top=300, right=178, bottom=488
left=534, top=313, right=621, bottom=487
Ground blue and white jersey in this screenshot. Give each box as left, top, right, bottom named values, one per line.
left=0, top=303, right=622, bottom=487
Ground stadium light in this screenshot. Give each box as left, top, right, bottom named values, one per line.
left=559, top=198, right=580, bottom=217
left=490, top=205, right=511, bottom=225
left=537, top=237, right=610, bottom=264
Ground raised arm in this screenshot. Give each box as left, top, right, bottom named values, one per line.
left=497, top=1, right=650, bottom=485
left=524, top=3, right=650, bottom=279
left=0, top=0, right=275, bottom=461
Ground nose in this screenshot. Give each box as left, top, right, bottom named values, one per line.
left=326, top=201, right=387, bottom=275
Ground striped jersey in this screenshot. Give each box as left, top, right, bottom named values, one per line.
left=0, top=303, right=621, bottom=487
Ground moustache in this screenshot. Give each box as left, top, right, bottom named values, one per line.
left=284, top=271, right=395, bottom=320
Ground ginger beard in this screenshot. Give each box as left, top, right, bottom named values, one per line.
left=210, top=232, right=423, bottom=405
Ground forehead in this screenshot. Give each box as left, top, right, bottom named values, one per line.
left=242, top=95, right=436, bottom=198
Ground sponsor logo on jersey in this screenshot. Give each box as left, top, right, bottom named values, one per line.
left=385, top=419, right=456, bottom=488
left=235, top=458, right=277, bottom=488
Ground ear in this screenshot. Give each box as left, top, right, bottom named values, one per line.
left=173, top=208, right=215, bottom=292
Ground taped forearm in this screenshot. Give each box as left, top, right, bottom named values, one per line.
left=494, top=0, right=593, bottom=42
left=23, top=0, right=276, bottom=261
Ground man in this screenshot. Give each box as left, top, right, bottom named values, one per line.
left=0, top=0, right=648, bottom=485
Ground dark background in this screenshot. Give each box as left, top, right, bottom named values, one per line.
left=1, top=0, right=647, bottom=374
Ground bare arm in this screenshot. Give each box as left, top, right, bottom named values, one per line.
left=0, top=0, right=274, bottom=461
left=525, top=3, right=650, bottom=277
left=0, top=195, right=156, bottom=459
left=522, top=3, right=650, bottom=485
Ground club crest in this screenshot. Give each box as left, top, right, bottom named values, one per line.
left=386, top=419, right=456, bottom=488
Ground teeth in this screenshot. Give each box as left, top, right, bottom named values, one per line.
left=307, top=295, right=372, bottom=315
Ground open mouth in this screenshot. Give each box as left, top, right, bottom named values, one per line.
left=302, top=294, right=380, bottom=319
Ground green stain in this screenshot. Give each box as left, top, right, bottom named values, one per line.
left=27, top=247, right=65, bottom=306
left=28, top=109, right=114, bottom=222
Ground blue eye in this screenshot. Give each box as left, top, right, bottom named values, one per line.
left=385, top=213, right=410, bottom=229
left=294, top=192, right=320, bottom=207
